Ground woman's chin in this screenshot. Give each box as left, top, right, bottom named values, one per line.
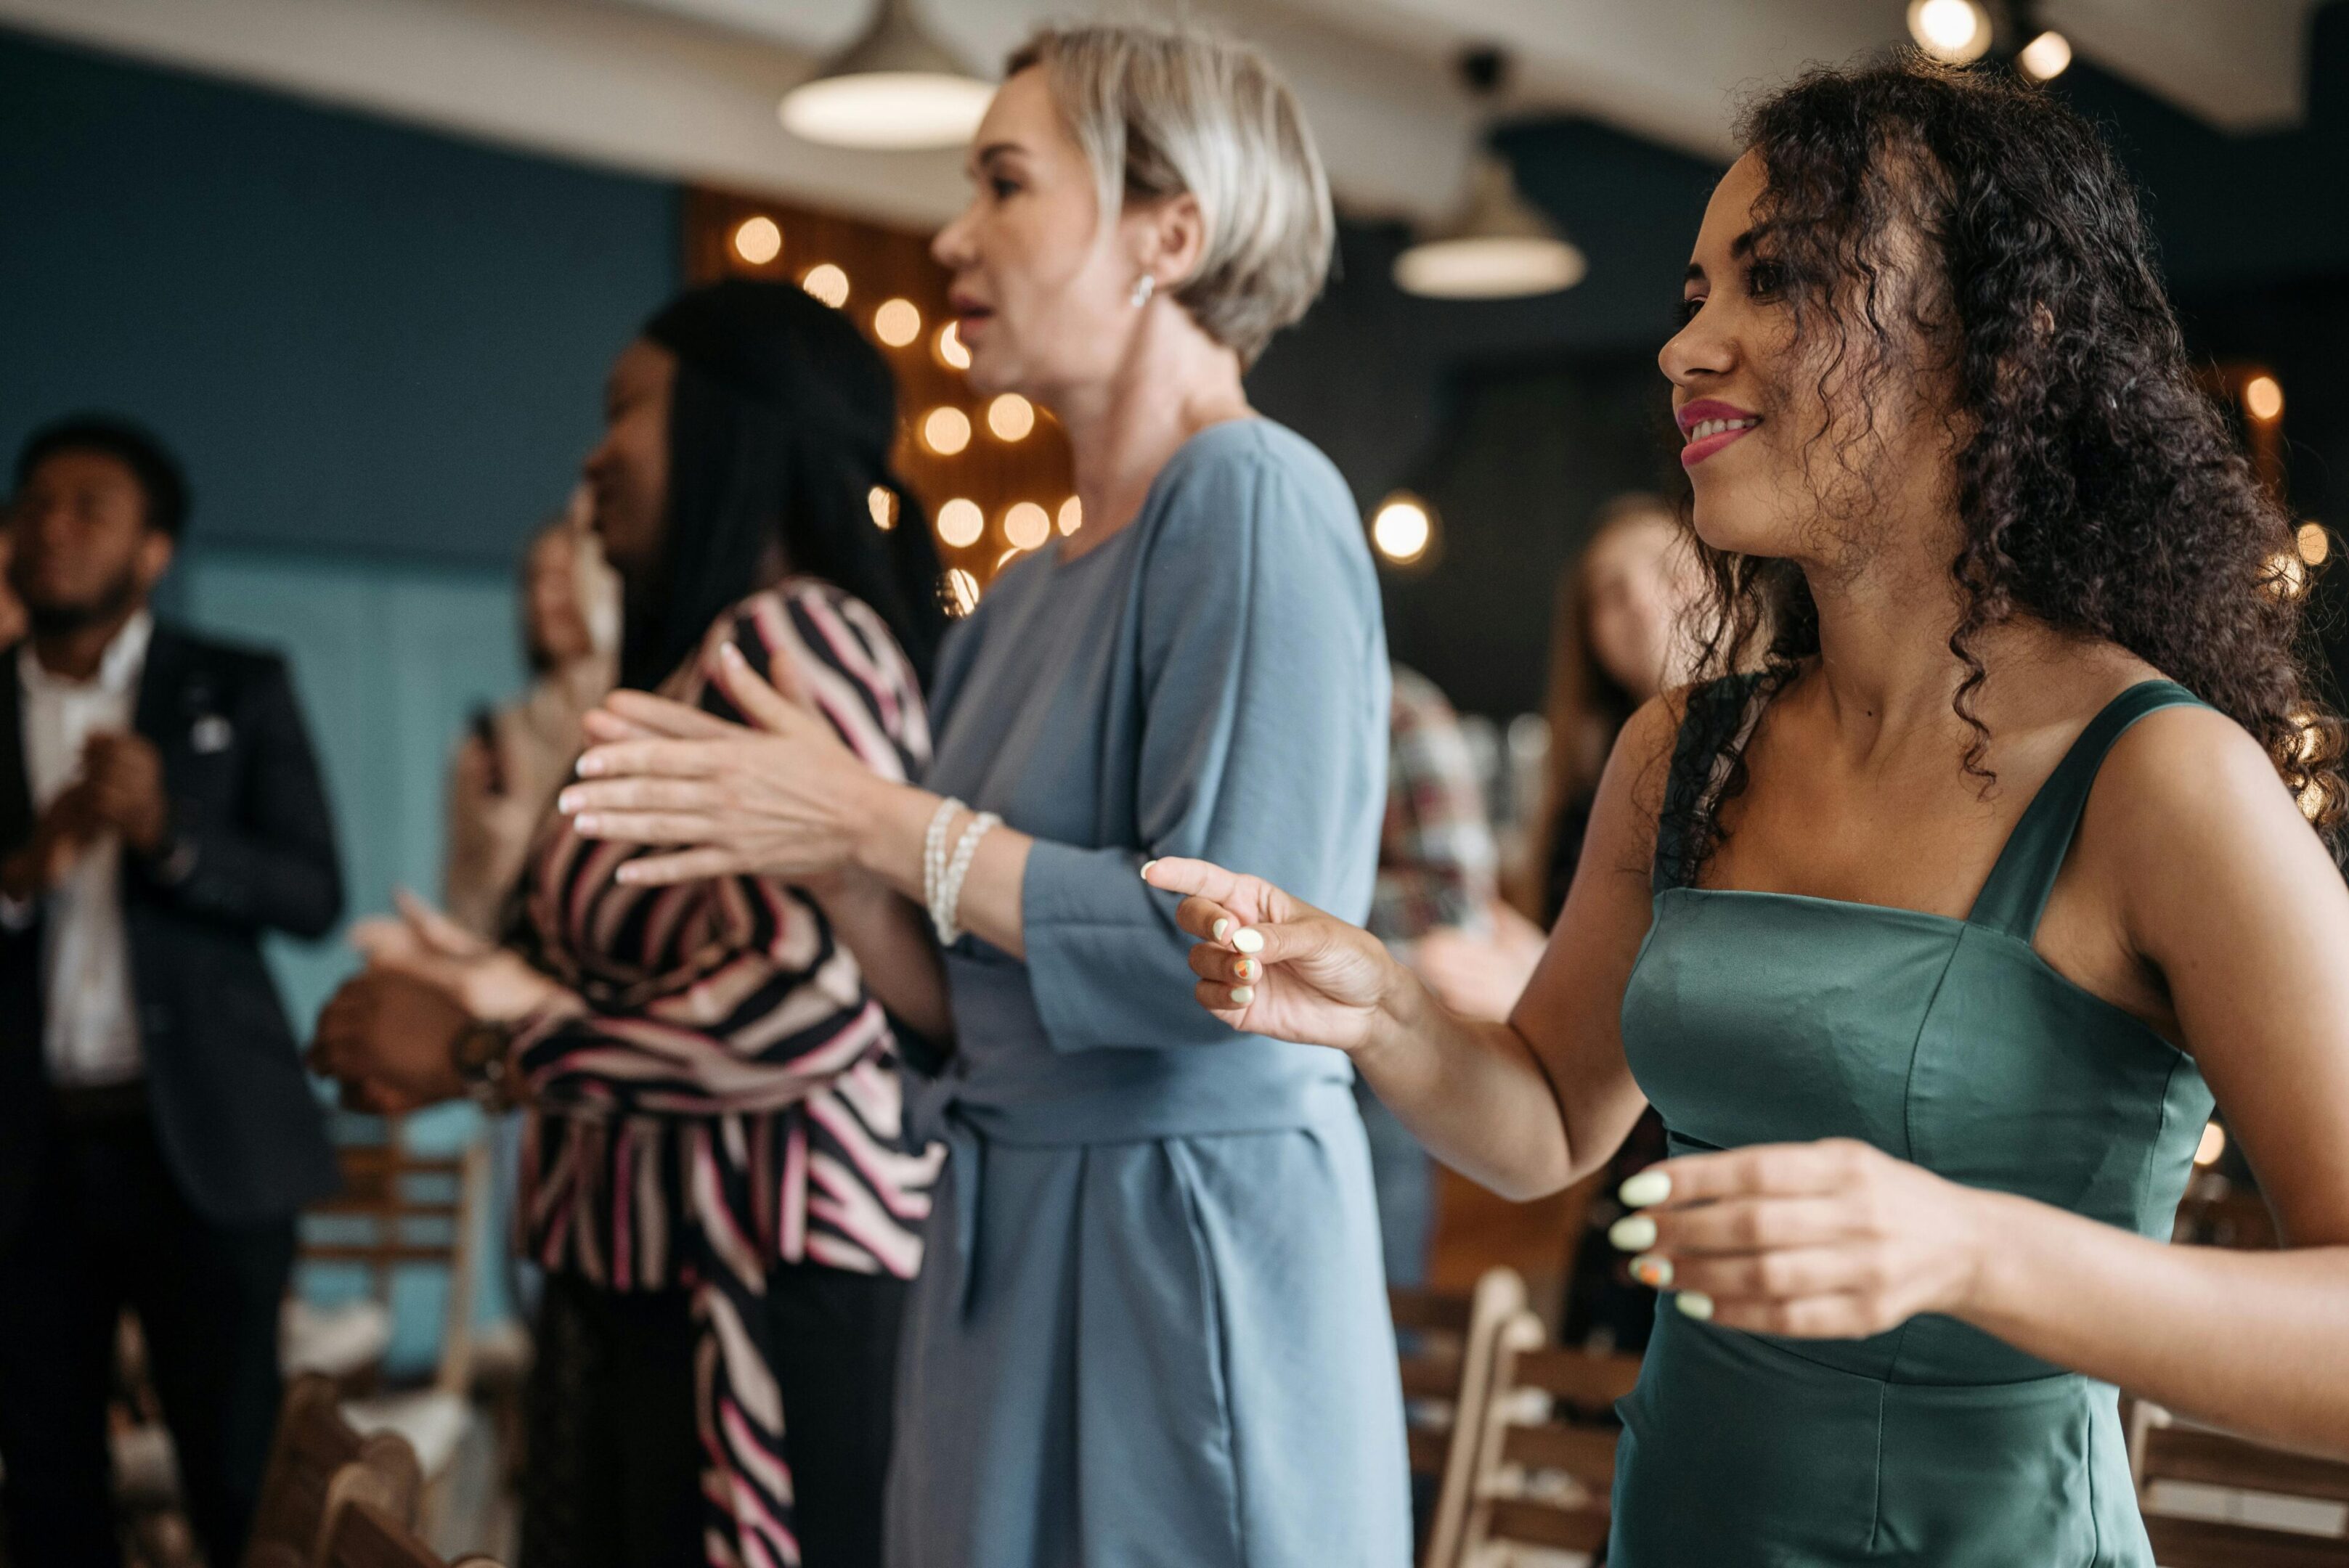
left=1688, top=499, right=1795, bottom=561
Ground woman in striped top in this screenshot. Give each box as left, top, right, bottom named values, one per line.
left=313, top=280, right=949, bottom=1568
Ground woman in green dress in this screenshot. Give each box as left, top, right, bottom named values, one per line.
left=1148, top=60, right=2349, bottom=1566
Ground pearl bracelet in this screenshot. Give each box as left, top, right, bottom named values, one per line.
left=933, top=809, right=1001, bottom=946
left=922, top=795, right=961, bottom=940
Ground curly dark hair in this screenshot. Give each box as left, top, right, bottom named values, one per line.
left=1672, top=54, right=2345, bottom=878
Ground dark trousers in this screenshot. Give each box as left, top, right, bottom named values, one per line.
left=0, top=1098, right=296, bottom=1568
left=521, top=1265, right=908, bottom=1568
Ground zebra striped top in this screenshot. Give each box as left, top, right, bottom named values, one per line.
left=510, top=580, right=942, bottom=1287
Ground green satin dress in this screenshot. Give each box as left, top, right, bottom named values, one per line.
left=1613, top=676, right=2215, bottom=1566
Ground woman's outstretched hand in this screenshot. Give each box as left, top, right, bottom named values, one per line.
left=1142, top=857, right=1408, bottom=1055
left=559, top=643, right=882, bottom=887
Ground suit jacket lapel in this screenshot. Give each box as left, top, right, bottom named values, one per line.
left=0, top=642, right=27, bottom=855
left=134, top=621, right=194, bottom=750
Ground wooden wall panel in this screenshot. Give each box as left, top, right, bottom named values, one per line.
left=685, top=187, right=1078, bottom=600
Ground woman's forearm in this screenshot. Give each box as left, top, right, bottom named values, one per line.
left=810, top=870, right=955, bottom=1042
left=1351, top=974, right=1583, bottom=1201
left=1961, top=1189, right=2349, bottom=1453
left=852, top=780, right=1034, bottom=960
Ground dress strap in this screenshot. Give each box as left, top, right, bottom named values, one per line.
left=1653, top=673, right=1768, bottom=894
left=1964, top=680, right=2205, bottom=939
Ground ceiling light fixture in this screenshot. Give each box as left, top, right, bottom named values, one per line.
left=1396, top=49, right=1584, bottom=302
left=2017, top=30, right=2072, bottom=81
left=778, top=0, right=994, bottom=151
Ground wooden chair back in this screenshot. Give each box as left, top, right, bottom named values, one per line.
left=245, top=1374, right=423, bottom=1568
left=317, top=1495, right=506, bottom=1568
left=1452, top=1311, right=1645, bottom=1564
left=1392, top=1268, right=1526, bottom=1568
left=301, top=1121, right=489, bottom=1395
left=2130, top=1401, right=2349, bottom=1567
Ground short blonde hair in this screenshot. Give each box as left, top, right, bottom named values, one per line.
left=1007, top=25, right=1334, bottom=366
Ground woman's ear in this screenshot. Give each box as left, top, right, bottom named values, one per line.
left=1135, top=192, right=1210, bottom=291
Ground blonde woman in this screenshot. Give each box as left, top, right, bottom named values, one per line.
left=554, top=26, right=1406, bottom=1567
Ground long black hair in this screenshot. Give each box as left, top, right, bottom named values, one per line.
left=619, top=279, right=946, bottom=693
left=1672, top=57, right=2344, bottom=880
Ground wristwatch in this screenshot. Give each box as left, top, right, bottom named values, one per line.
left=451, top=1018, right=516, bottom=1112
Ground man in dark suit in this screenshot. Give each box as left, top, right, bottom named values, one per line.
left=0, top=415, right=343, bottom=1567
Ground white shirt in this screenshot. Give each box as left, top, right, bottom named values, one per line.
left=16, top=611, right=152, bottom=1087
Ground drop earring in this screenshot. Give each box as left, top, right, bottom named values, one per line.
left=1129, top=273, right=1156, bottom=309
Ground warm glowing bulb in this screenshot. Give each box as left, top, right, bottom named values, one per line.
left=935, top=322, right=972, bottom=370
left=944, top=567, right=980, bottom=616
left=936, top=498, right=984, bottom=548
left=1004, top=502, right=1051, bottom=551
left=2298, top=522, right=2330, bottom=566
left=1372, top=497, right=1433, bottom=564
left=1057, top=496, right=1083, bottom=536
left=2244, top=374, right=2284, bottom=422
left=988, top=393, right=1036, bottom=442
left=2194, top=1121, right=2226, bottom=1167
left=868, top=486, right=897, bottom=531
left=922, top=407, right=972, bottom=456
left=873, top=298, right=921, bottom=348
left=1907, top=0, right=1990, bottom=63
left=800, top=263, right=850, bottom=309
left=2265, top=550, right=2308, bottom=600
left=732, top=216, right=783, bottom=266
left=2018, top=30, right=2072, bottom=81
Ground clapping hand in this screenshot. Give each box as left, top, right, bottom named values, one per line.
left=559, top=643, right=874, bottom=890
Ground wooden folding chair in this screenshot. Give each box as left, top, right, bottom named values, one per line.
left=317, top=1493, right=505, bottom=1568
left=243, top=1373, right=423, bottom=1568
left=2131, top=1400, right=2349, bottom=1566
left=298, top=1122, right=492, bottom=1536
left=1393, top=1267, right=1528, bottom=1568
left=1451, top=1310, right=1645, bottom=1566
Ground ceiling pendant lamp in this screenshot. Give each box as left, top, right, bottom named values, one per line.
left=1394, top=154, right=1587, bottom=300
left=778, top=0, right=993, bottom=150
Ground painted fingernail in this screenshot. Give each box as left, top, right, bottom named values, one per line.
left=720, top=642, right=746, bottom=665
left=558, top=789, right=579, bottom=814
left=1232, top=928, right=1265, bottom=953
left=575, top=755, right=604, bottom=777
left=1212, top=918, right=1231, bottom=941
left=1676, top=1291, right=1715, bottom=1321
left=1234, top=957, right=1258, bottom=981
left=1141, top=859, right=1160, bottom=881
left=1608, top=1214, right=1657, bottom=1251
left=1630, top=1254, right=1673, bottom=1289
left=1229, top=986, right=1255, bottom=1005
left=573, top=814, right=600, bottom=835
left=1619, top=1169, right=1672, bottom=1208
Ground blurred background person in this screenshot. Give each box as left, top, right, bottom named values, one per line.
left=0, top=415, right=343, bottom=1568
left=442, top=494, right=619, bottom=939
left=311, top=279, right=948, bottom=1568
left=1359, top=663, right=1502, bottom=1290
left=0, top=520, right=27, bottom=648
left=1413, top=492, right=1706, bottom=1339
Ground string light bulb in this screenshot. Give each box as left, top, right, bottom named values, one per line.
left=1057, top=497, right=1083, bottom=536
left=868, top=486, right=897, bottom=531
left=935, top=322, right=971, bottom=370
left=1907, top=0, right=1992, bottom=64
left=800, top=264, right=850, bottom=309
left=2194, top=1121, right=2226, bottom=1167
left=732, top=216, right=783, bottom=266
left=873, top=298, right=921, bottom=347
left=943, top=567, right=980, bottom=616
left=2298, top=523, right=2330, bottom=566
left=988, top=393, right=1036, bottom=441
left=936, top=498, right=983, bottom=547
left=2017, top=30, right=2072, bottom=81
left=2244, top=374, right=2284, bottom=423
left=1004, top=502, right=1051, bottom=550
left=1371, top=494, right=1436, bottom=565
left=922, top=407, right=972, bottom=456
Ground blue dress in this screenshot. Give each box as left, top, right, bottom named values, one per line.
left=885, top=420, right=1409, bottom=1568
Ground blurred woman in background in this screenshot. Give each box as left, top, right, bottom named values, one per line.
left=443, top=498, right=619, bottom=937
left=552, top=27, right=1409, bottom=1567
left=313, top=278, right=948, bottom=1568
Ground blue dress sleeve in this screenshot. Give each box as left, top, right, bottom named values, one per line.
left=1019, top=433, right=1390, bottom=1051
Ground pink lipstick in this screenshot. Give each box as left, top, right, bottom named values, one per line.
left=1676, top=399, right=1762, bottom=467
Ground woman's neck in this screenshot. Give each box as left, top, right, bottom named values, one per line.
left=1049, top=309, right=1252, bottom=560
